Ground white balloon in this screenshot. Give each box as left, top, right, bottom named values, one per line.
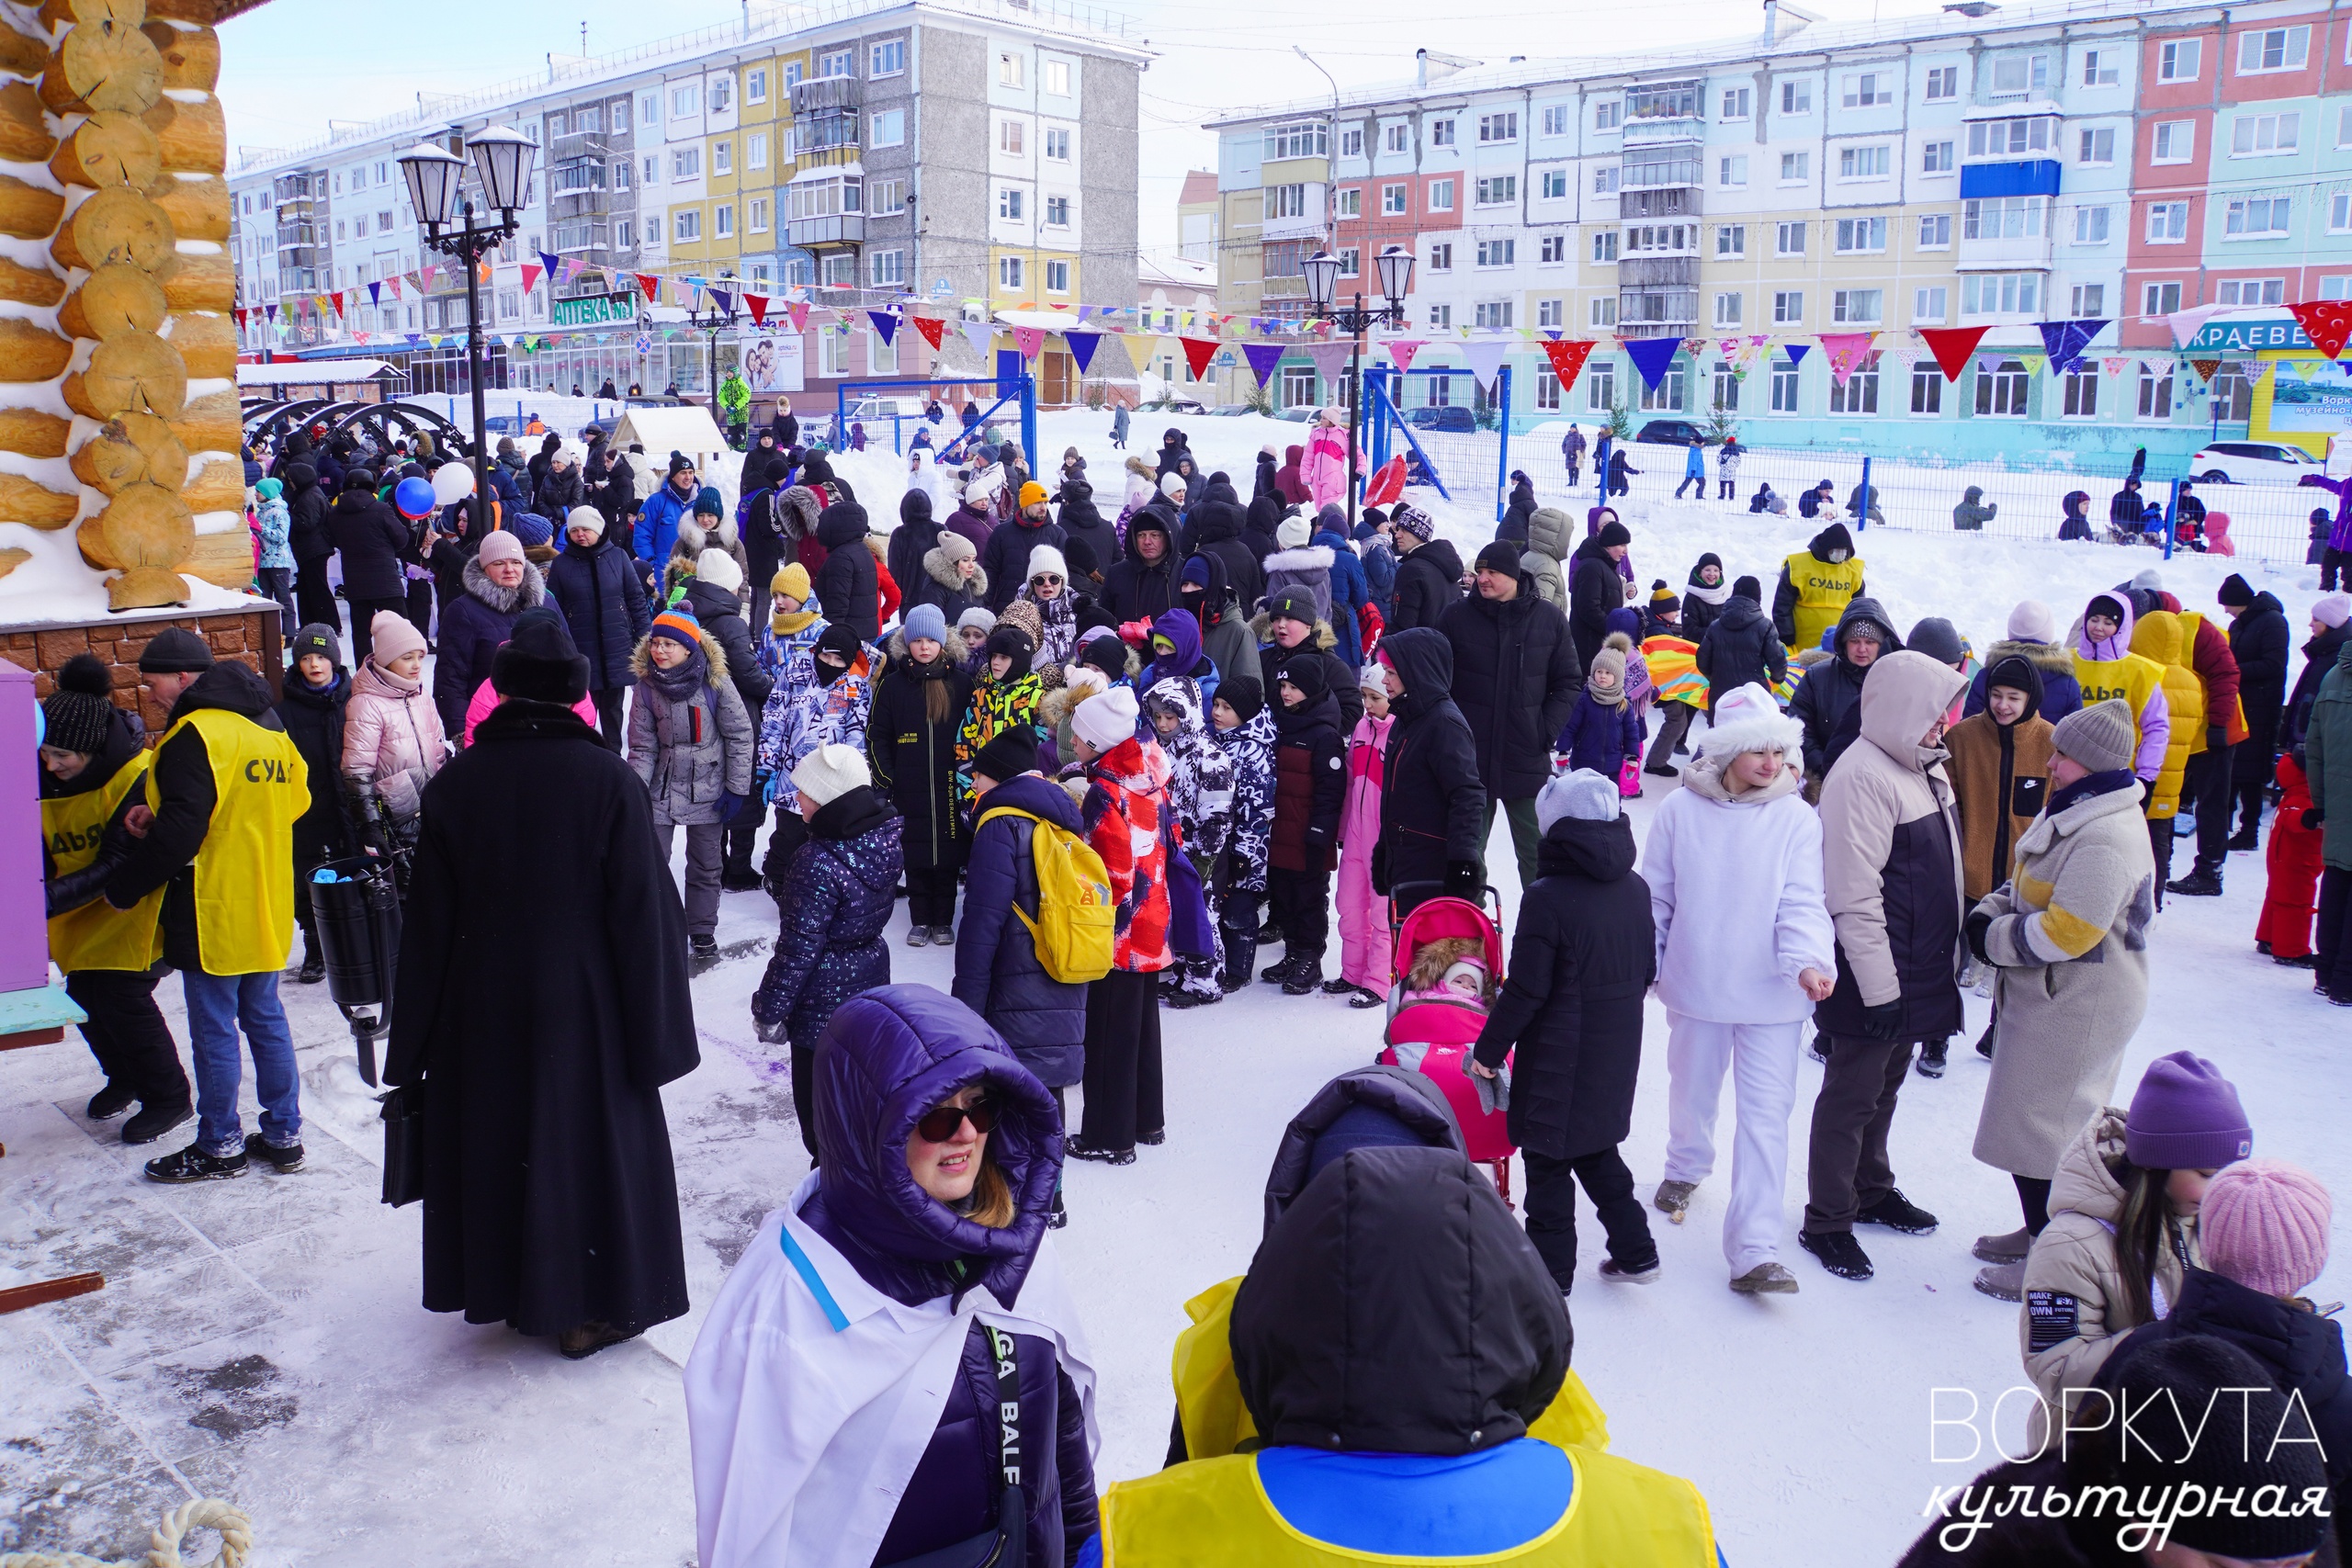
left=431, top=462, right=476, bottom=504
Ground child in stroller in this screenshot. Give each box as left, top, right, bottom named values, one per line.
left=1376, top=889, right=1517, bottom=1203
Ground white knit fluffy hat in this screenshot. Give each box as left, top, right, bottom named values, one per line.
left=1277, top=511, right=1313, bottom=548
left=695, top=547, right=744, bottom=593
left=791, top=742, right=870, bottom=807
left=1695, top=682, right=1804, bottom=761
left=565, top=504, right=605, bottom=540
left=1071, top=684, right=1140, bottom=751
left=1027, top=543, right=1069, bottom=582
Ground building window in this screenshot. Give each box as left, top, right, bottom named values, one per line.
left=616, top=218, right=634, bottom=249
left=1586, top=360, right=1615, bottom=408
left=2146, top=201, right=2188, bottom=242
left=1780, top=78, right=1812, bottom=114
left=673, top=147, right=700, bottom=180
left=870, top=179, right=906, bottom=215
left=1385, top=122, right=1409, bottom=152
left=1638, top=367, right=1685, bottom=412
left=784, top=62, right=802, bottom=86
left=644, top=155, right=658, bottom=184
left=1780, top=151, right=1808, bottom=182
left=2335, top=193, right=2352, bottom=232
left=1925, top=65, right=1959, bottom=100
left=1976, top=358, right=2030, bottom=415
left=2138, top=367, right=2174, bottom=419
left=710, top=75, right=733, bottom=113
left=1713, top=290, right=1742, bottom=325
left=1828, top=358, right=1878, bottom=414
left=2215, top=277, right=2285, bottom=306
left=1918, top=212, right=1951, bottom=248
left=1539, top=232, right=1566, bottom=264
left=871, top=109, right=906, bottom=148
left=1475, top=300, right=1512, bottom=328
left=2082, top=47, right=2121, bottom=85
left=1711, top=366, right=1740, bottom=412
left=712, top=203, right=733, bottom=237
left=1337, top=186, right=1362, bottom=218
left=1775, top=220, right=1805, bottom=256
left=673, top=85, right=699, bottom=117
left=1592, top=165, right=1620, bottom=195
left=999, top=187, right=1023, bottom=220
left=1541, top=104, right=1568, bottom=136
left=871, top=39, right=905, bottom=77
left=746, top=66, right=768, bottom=104
left=1541, top=167, right=1567, bottom=199
left=1270, top=183, right=1308, bottom=219
left=1721, top=86, right=1751, bottom=119
left=2153, top=120, right=2195, bottom=163
left=1044, top=258, right=1069, bottom=293
left=1989, top=53, right=2049, bottom=95
left=997, top=51, right=1023, bottom=87
left=1838, top=145, right=1890, bottom=179
left=2223, top=197, right=2290, bottom=238
left=1841, top=72, right=1894, bottom=107
left=1046, top=59, right=1070, bottom=95
left=1280, top=365, right=1318, bottom=408
left=2073, top=205, right=2112, bottom=244
left=1477, top=112, right=1518, bottom=142
left=1430, top=118, right=1456, bottom=147
left=674, top=208, right=700, bottom=241
left=1716, top=222, right=1746, bottom=255
left=1000, top=119, right=1024, bottom=155
left=1834, top=216, right=1886, bottom=254
left=1427, top=242, right=1453, bottom=272
left=1590, top=231, right=1617, bottom=263
left=1381, top=184, right=1407, bottom=214
left=1922, top=140, right=1954, bottom=174
left=639, top=90, right=660, bottom=123
left=1535, top=376, right=1561, bottom=412
left=2060, top=371, right=2098, bottom=418
left=2157, top=38, right=2200, bottom=82
left=2078, top=127, right=2115, bottom=164
left=1915, top=285, right=1948, bottom=323
left=1338, top=246, right=1360, bottom=276
left=1427, top=303, right=1451, bottom=329
left=1475, top=175, right=1517, bottom=205
left=1911, top=367, right=1943, bottom=413
left=2232, top=111, right=2301, bottom=155
left=1537, top=297, right=1563, bottom=327
left=748, top=132, right=767, bottom=171
left=1428, top=179, right=1454, bottom=211
left=999, top=255, right=1023, bottom=288
left=1046, top=195, right=1069, bottom=227
left=2238, top=26, right=2309, bottom=73
left=1045, top=127, right=1070, bottom=161
left=1475, top=237, right=1514, bottom=266
left=1832, top=288, right=1882, bottom=324
left=1770, top=364, right=1802, bottom=412
left=1589, top=298, right=1617, bottom=330
left=749, top=197, right=769, bottom=233
left=713, top=141, right=732, bottom=175
left=1962, top=196, right=2043, bottom=240
left=2142, top=280, right=2183, bottom=318
left=1773, top=289, right=1803, bottom=323
left=1963, top=273, right=2041, bottom=315
left=2071, top=283, right=2106, bottom=316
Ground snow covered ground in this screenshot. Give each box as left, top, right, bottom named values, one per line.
left=3, top=408, right=2346, bottom=1566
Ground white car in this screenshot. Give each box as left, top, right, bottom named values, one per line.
left=2188, top=441, right=2329, bottom=485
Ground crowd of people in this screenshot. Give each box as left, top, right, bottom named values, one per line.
left=31, top=400, right=2352, bottom=1563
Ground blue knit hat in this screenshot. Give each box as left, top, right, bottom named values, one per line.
left=901, top=603, right=949, bottom=648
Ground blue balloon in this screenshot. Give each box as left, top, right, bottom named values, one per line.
left=393, top=477, right=435, bottom=518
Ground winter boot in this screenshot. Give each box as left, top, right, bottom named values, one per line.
left=906, top=926, right=931, bottom=947
left=1730, top=1262, right=1800, bottom=1294
left=1798, top=1229, right=1873, bottom=1280
left=1261, top=951, right=1306, bottom=986
left=144, top=1143, right=249, bottom=1184
left=1973, top=1261, right=2026, bottom=1302
left=1347, top=985, right=1385, bottom=1009
left=1219, top=934, right=1257, bottom=993
left=1807, top=1033, right=1831, bottom=1065
left=1973, top=1227, right=2032, bottom=1263
left=1600, top=1254, right=1661, bottom=1283
left=1856, top=1189, right=1939, bottom=1235
left=2226, top=826, right=2261, bottom=852
left=1281, top=955, right=1326, bottom=996
left=243, top=1133, right=305, bottom=1173
left=1915, top=1038, right=1949, bottom=1078
left=298, top=946, right=326, bottom=985
left=121, top=1100, right=192, bottom=1146
left=1654, top=1179, right=1697, bottom=1222
left=86, top=1082, right=136, bottom=1121
left=1974, top=1012, right=1998, bottom=1059
left=2166, top=864, right=2223, bottom=897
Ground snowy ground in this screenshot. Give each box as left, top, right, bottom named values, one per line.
left=3, top=409, right=2346, bottom=1566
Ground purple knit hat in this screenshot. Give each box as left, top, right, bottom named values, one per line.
left=2200, top=1159, right=2332, bottom=1299
left=2124, top=1051, right=2252, bottom=1172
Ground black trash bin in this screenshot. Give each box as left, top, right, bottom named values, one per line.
left=307, top=854, right=402, bottom=1086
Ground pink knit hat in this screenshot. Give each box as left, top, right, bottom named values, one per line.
left=368, top=612, right=427, bottom=667
left=2200, top=1158, right=2332, bottom=1300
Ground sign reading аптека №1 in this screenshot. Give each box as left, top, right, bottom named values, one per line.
left=552, top=292, right=640, bottom=328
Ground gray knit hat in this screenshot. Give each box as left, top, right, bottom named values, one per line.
left=2050, top=697, right=2136, bottom=773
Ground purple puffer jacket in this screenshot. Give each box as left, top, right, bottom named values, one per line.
left=2298, top=472, right=2352, bottom=552
left=799, top=987, right=1096, bottom=1567
left=751, top=785, right=903, bottom=1043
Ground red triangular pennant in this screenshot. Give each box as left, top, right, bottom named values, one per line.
left=1540, top=338, right=1597, bottom=392
left=1917, top=325, right=1993, bottom=383
left=635, top=273, right=661, bottom=303
left=2288, top=300, right=2352, bottom=361
left=910, top=314, right=946, bottom=350
left=1180, top=336, right=1219, bottom=378
left=743, top=293, right=768, bottom=326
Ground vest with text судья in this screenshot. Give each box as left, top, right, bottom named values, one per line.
left=1781, top=550, right=1862, bottom=654
left=147, top=707, right=309, bottom=976
left=2070, top=649, right=2165, bottom=781
left=42, top=749, right=164, bottom=973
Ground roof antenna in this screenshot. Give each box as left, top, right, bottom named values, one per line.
left=580, top=20, right=588, bottom=54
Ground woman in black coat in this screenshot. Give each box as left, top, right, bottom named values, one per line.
left=328, top=469, right=412, bottom=664
left=1496, top=471, right=1536, bottom=544
left=868, top=621, right=975, bottom=942
left=1695, top=579, right=1788, bottom=713
left=1053, top=480, right=1121, bottom=592
left=1472, top=779, right=1658, bottom=1291
left=2222, top=580, right=2291, bottom=842
left=276, top=623, right=355, bottom=979
left=1567, top=525, right=1630, bottom=672
left=810, top=500, right=879, bottom=640
left=285, top=461, right=337, bottom=629
left=1372, top=628, right=1487, bottom=911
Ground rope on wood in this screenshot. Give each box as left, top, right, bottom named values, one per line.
left=0, top=1498, right=251, bottom=1568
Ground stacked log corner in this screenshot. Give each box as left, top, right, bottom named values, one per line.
left=2, top=0, right=242, bottom=613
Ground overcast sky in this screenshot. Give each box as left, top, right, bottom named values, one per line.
left=219, top=0, right=1891, bottom=258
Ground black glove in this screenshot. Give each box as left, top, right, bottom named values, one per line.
left=1304, top=827, right=1331, bottom=857
left=44, top=831, right=131, bottom=919
left=2305, top=808, right=2324, bottom=831
left=1857, top=999, right=1905, bottom=1042
left=2206, top=725, right=2227, bottom=751
left=1444, top=860, right=1481, bottom=898
left=1965, top=909, right=1995, bottom=965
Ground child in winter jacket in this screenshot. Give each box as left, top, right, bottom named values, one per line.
left=756, top=562, right=827, bottom=682
left=1400, top=938, right=1493, bottom=1009
left=1557, top=640, right=1645, bottom=789
left=1261, top=649, right=1346, bottom=995
left=1208, top=677, right=1276, bottom=992
left=1069, top=685, right=1175, bottom=1163
left=1148, top=675, right=1237, bottom=1008
left=1332, top=667, right=1393, bottom=1008
left=2256, top=753, right=2324, bottom=965
left=1605, top=611, right=1653, bottom=720
left=629, top=606, right=757, bottom=958
left=1945, top=656, right=2057, bottom=905
left=757, top=622, right=876, bottom=874
left=343, top=611, right=447, bottom=850
left=956, top=625, right=1048, bottom=807
left=253, top=476, right=295, bottom=630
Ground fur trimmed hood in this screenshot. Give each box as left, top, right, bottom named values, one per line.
left=1982, top=637, right=2076, bottom=679
left=922, top=545, right=989, bottom=596
left=462, top=553, right=546, bottom=614
left=1261, top=543, right=1335, bottom=576
left=628, top=626, right=731, bottom=687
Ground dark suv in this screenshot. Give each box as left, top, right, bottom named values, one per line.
left=1405, top=405, right=1476, bottom=433
left=1634, top=419, right=1708, bottom=446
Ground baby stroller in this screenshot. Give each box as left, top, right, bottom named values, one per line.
left=1374, top=884, right=1517, bottom=1205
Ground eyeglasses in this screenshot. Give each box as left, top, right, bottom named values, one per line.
left=1033, top=573, right=1063, bottom=586
left=914, top=1099, right=998, bottom=1144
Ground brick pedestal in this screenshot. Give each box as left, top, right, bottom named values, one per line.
left=2, top=606, right=284, bottom=736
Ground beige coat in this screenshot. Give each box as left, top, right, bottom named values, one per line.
left=1971, top=780, right=2155, bottom=1179
left=2018, top=1111, right=2198, bottom=1417
left=1521, top=506, right=1574, bottom=614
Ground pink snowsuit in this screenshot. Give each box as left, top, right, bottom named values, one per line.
left=1303, top=422, right=1362, bottom=512
left=1338, top=711, right=1394, bottom=990
left=463, top=675, right=604, bottom=746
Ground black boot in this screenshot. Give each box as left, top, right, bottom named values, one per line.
left=2166, top=864, right=2223, bottom=897
left=1974, top=1014, right=1998, bottom=1059
left=1219, top=934, right=1257, bottom=993
left=1261, top=951, right=1306, bottom=985
left=1281, top=954, right=1325, bottom=996
left=1915, top=1038, right=1948, bottom=1078
left=2226, top=826, right=2261, bottom=852
left=298, top=946, right=326, bottom=985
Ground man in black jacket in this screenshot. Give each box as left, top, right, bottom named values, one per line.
left=1788, top=594, right=1901, bottom=786
left=1186, top=499, right=1264, bottom=615
left=1385, top=505, right=1464, bottom=632
left=1372, top=628, right=1486, bottom=914
left=284, top=461, right=337, bottom=629
left=2219, top=574, right=2291, bottom=846
left=329, top=468, right=411, bottom=666
left=1695, top=575, right=1788, bottom=715
left=1102, top=511, right=1178, bottom=623
left=741, top=456, right=793, bottom=627
left=1566, top=522, right=1630, bottom=671
left=1439, top=542, right=1584, bottom=891
left=1471, top=769, right=1658, bottom=1292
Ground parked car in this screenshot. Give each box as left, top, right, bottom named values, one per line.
left=1634, top=419, right=1710, bottom=446
left=1207, top=404, right=1256, bottom=417
left=1159, top=396, right=1209, bottom=414
left=1404, top=406, right=1476, bottom=433
left=1275, top=406, right=1316, bottom=423
left=2188, top=440, right=2328, bottom=485
left=844, top=395, right=926, bottom=422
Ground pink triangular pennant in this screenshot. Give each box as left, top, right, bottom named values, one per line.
left=1385, top=339, right=1426, bottom=371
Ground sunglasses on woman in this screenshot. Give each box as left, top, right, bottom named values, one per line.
left=1033, top=573, right=1064, bottom=587
left=915, top=1099, right=998, bottom=1144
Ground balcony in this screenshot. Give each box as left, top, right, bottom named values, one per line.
left=786, top=212, right=865, bottom=250
left=1620, top=152, right=1702, bottom=191
left=793, top=76, right=861, bottom=115
left=1956, top=233, right=2053, bottom=272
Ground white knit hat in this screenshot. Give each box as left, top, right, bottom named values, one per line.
left=791, top=742, right=869, bottom=807
left=1695, top=682, right=1804, bottom=761
left=1159, top=471, right=1186, bottom=498
left=565, top=504, right=605, bottom=540
left=1277, top=511, right=1313, bottom=549
left=2317, top=594, right=2351, bottom=630
left=1027, top=543, right=1069, bottom=582
left=1358, top=661, right=1387, bottom=694
left=2006, top=599, right=2056, bottom=642
left=1070, top=684, right=1139, bottom=751
left=1534, top=767, right=1621, bottom=833
left=696, top=547, right=744, bottom=593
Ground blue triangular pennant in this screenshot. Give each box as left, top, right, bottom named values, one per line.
left=1623, top=335, right=1685, bottom=391
left=1783, top=344, right=1809, bottom=367
left=2036, top=318, right=2109, bottom=377
left=866, top=310, right=899, bottom=345
left=1065, top=331, right=1102, bottom=374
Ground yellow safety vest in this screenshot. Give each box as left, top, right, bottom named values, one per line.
left=147, top=707, right=310, bottom=976
left=1781, top=550, right=1863, bottom=655
left=1100, top=1441, right=1717, bottom=1567
left=2070, top=649, right=2165, bottom=780
left=1170, top=1277, right=1611, bottom=1461
left=42, top=750, right=164, bottom=974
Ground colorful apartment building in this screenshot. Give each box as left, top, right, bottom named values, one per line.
left=1204, top=0, right=2352, bottom=463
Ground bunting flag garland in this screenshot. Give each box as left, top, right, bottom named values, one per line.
left=1781, top=344, right=1809, bottom=367
left=2165, top=304, right=2223, bottom=349
left=961, top=320, right=995, bottom=361
left=1462, top=339, right=1510, bottom=391
left=1012, top=325, right=1046, bottom=360
left=1239, top=341, right=1286, bottom=388
left=2100, top=356, right=2128, bottom=378
left=1385, top=339, right=1425, bottom=372
left=708, top=288, right=732, bottom=316
left=1304, top=342, right=1353, bottom=386
left=520, top=263, right=542, bottom=295
left=1064, top=330, right=1102, bottom=374
left=2288, top=300, right=2352, bottom=361
left=788, top=302, right=811, bottom=332
left=1916, top=326, right=1989, bottom=382
left=232, top=307, right=246, bottom=328
left=744, top=294, right=770, bottom=326
left=327, top=290, right=345, bottom=317
left=2190, top=357, right=2222, bottom=384
left=539, top=250, right=561, bottom=282
left=1816, top=332, right=1876, bottom=387
left=910, top=314, right=946, bottom=350
left=1179, top=336, right=1220, bottom=379
left=2036, top=318, right=2108, bottom=377
left=366, top=281, right=382, bottom=307
left=419, top=262, right=440, bottom=291
left=1539, top=337, right=1597, bottom=392
left=867, top=310, right=898, bottom=345
left=1623, top=335, right=1684, bottom=391
left=634, top=272, right=661, bottom=303
left=265, top=302, right=277, bottom=321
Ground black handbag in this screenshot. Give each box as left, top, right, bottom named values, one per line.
left=881, top=1325, right=1029, bottom=1568
left=379, top=1085, right=425, bottom=1208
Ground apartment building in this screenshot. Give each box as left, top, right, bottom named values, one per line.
left=1206, top=0, right=2352, bottom=463
left=228, top=0, right=1147, bottom=407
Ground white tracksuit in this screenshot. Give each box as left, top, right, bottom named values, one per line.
left=1643, top=762, right=1838, bottom=1274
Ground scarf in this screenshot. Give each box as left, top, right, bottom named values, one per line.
left=645, top=647, right=708, bottom=701
left=772, top=605, right=822, bottom=636
left=2049, top=767, right=2138, bottom=817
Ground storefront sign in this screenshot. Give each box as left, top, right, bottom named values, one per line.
left=2184, top=316, right=2312, bottom=355
left=552, top=292, right=640, bottom=328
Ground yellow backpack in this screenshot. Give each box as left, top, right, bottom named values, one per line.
left=978, top=807, right=1116, bottom=983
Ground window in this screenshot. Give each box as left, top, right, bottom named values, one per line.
left=1962, top=273, right=2041, bottom=315
left=1780, top=151, right=1808, bottom=183
left=2340, top=107, right=2352, bottom=148
left=1475, top=301, right=1512, bottom=328
left=746, top=66, right=769, bottom=105
left=1976, top=358, right=2030, bottom=416
left=1427, top=304, right=1451, bottom=329
left=1911, top=366, right=1943, bottom=413
left=1428, top=242, right=1453, bottom=272
left=1841, top=72, right=1894, bottom=107
left=1773, top=289, right=1803, bottom=323
left=2146, top=200, right=2188, bottom=242
left=2223, top=197, right=2290, bottom=238
left=1834, top=216, right=1887, bottom=254
left=1035, top=194, right=1066, bottom=227
left=747, top=132, right=768, bottom=172
left=1915, top=285, right=1948, bottom=323
left=1477, top=112, right=1518, bottom=142
left=1925, top=65, right=1959, bottom=100
left=1832, top=288, right=1882, bottom=324
left=1385, top=123, right=1409, bottom=153
left=1428, top=179, right=1454, bottom=211
left=1714, top=290, right=1743, bottom=326
left=1776, top=220, right=1805, bottom=255
left=644, top=155, right=659, bottom=185
left=867, top=248, right=906, bottom=291
left=2154, top=120, right=2195, bottom=165
left=2078, top=128, right=2115, bottom=164
left=999, top=187, right=1023, bottom=220
left=870, top=179, right=906, bottom=215
left=1968, top=118, right=2055, bottom=156
left=1045, top=128, right=1070, bottom=162
left=616, top=218, right=635, bottom=250
left=2215, top=277, right=2285, bottom=306
left=2071, top=283, right=2106, bottom=317
left=1990, top=53, right=2049, bottom=96
left=2232, top=112, right=2300, bottom=155
left=1476, top=238, right=1515, bottom=266
left=714, top=203, right=734, bottom=238
left=1708, top=366, right=1738, bottom=413
left=999, top=256, right=1023, bottom=288
left=672, top=147, right=700, bottom=180
left=2138, top=366, right=2174, bottom=419
left=1770, top=364, right=1802, bottom=412
left=1541, top=168, right=1568, bottom=199
left=1594, top=100, right=1621, bottom=130
left=673, top=208, right=700, bottom=241
left=2063, top=203, right=2111, bottom=246
left=1269, top=184, right=1308, bottom=219
left=1721, top=86, right=1751, bottom=119
left=673, top=85, right=699, bottom=117
left=2159, top=38, right=2200, bottom=82
left=709, top=75, right=732, bottom=113
left=1045, top=258, right=1069, bottom=293
left=1381, top=183, right=1408, bottom=215
left=1716, top=222, right=1746, bottom=256
left=2061, top=371, right=2098, bottom=418
left=1838, top=145, right=1890, bottom=179
left=1475, top=175, right=1517, bottom=206
left=1592, top=165, right=1620, bottom=195
left=1624, top=222, right=1693, bottom=254
left=2142, top=280, right=2183, bottom=318
left=1000, top=119, right=1024, bottom=155
left=1717, top=155, right=1747, bottom=187
left=1046, top=60, right=1070, bottom=96
left=2082, top=48, right=2121, bottom=85
left=1541, top=104, right=1567, bottom=136
left=1339, top=128, right=1363, bottom=158
left=1828, top=357, right=1878, bottom=413
left=2237, top=26, right=2309, bottom=73
left=870, top=109, right=905, bottom=148
left=2323, top=276, right=2352, bottom=299
left=1918, top=212, right=1952, bottom=248
left=2335, top=194, right=2352, bottom=232
left=1922, top=140, right=1954, bottom=174
left=1337, top=186, right=1362, bottom=218
left=1539, top=232, right=1566, bottom=264
left=713, top=141, right=732, bottom=175
left=1537, top=298, right=1563, bottom=328
left=1587, top=360, right=1615, bottom=407
left=784, top=61, right=803, bottom=86
left=997, top=51, right=1023, bottom=86
left=1962, top=196, right=2044, bottom=240
left=1780, top=79, right=1812, bottom=114
left=1591, top=230, right=1618, bottom=263
left=1429, top=118, right=1454, bottom=147
left=1535, top=376, right=1562, bottom=412
left=639, top=90, right=660, bottom=123
left=749, top=196, right=769, bottom=233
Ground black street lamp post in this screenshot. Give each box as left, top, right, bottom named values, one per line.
left=1300, top=243, right=1416, bottom=531
left=687, top=279, right=742, bottom=446
left=400, top=126, right=538, bottom=520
